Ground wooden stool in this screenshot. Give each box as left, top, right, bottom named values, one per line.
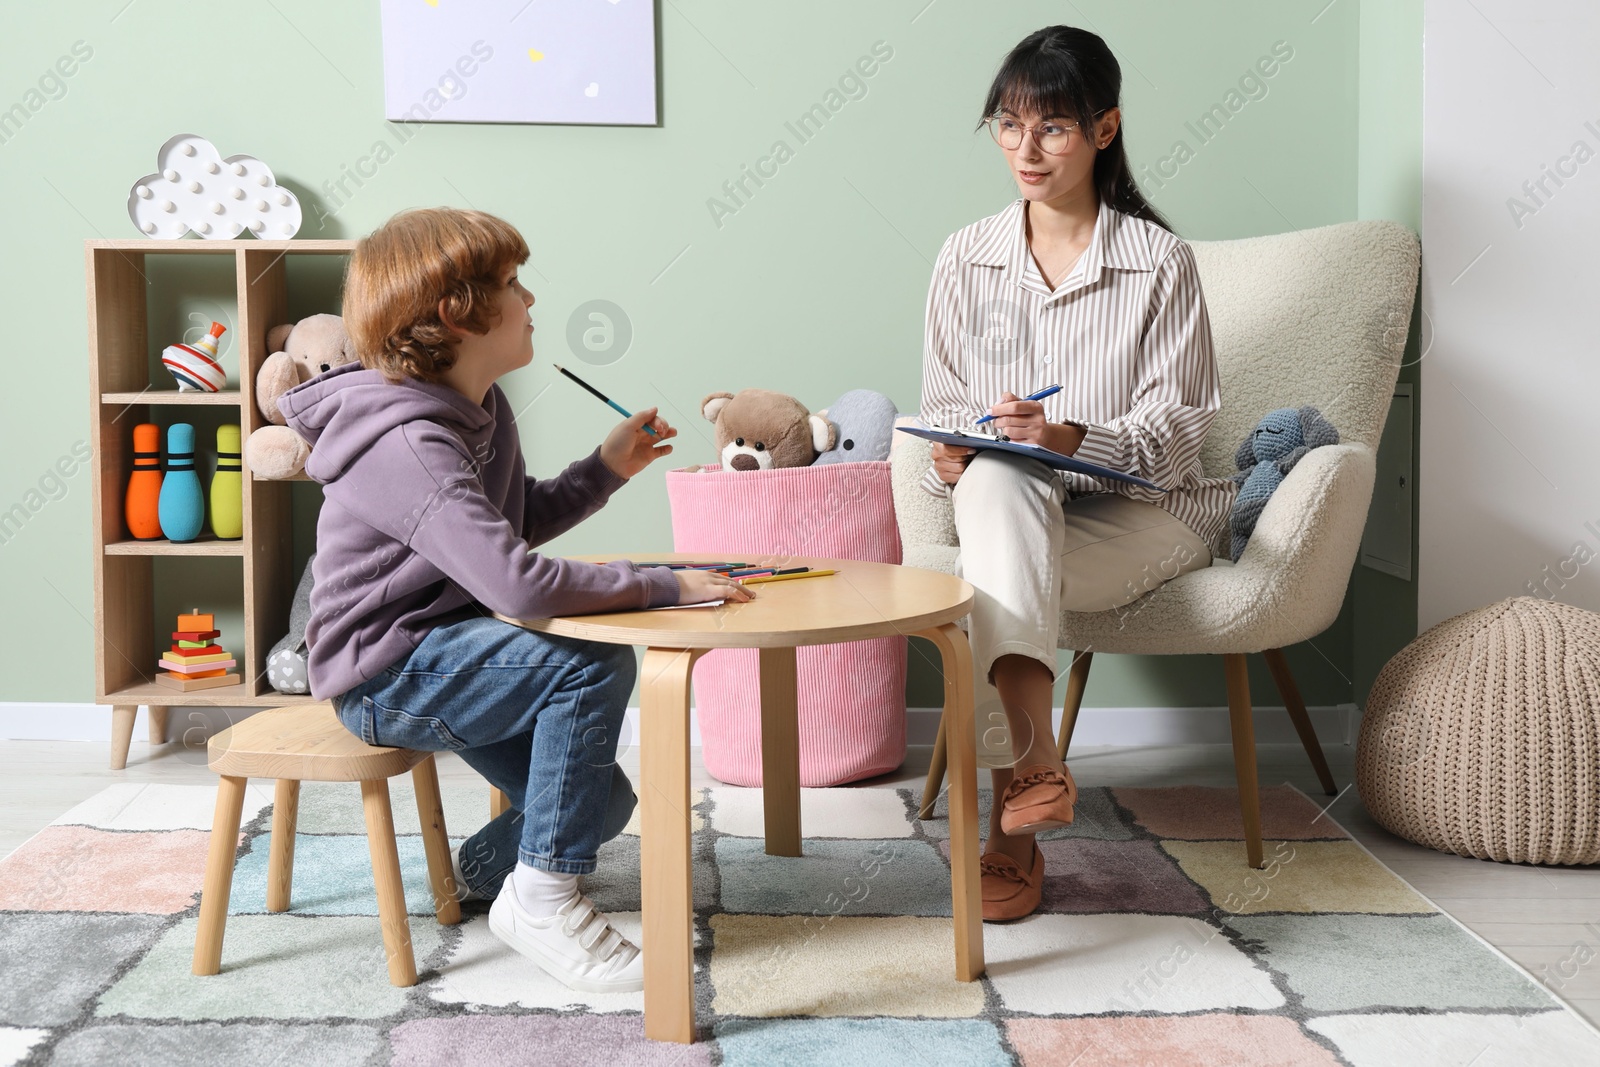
left=190, top=703, right=461, bottom=987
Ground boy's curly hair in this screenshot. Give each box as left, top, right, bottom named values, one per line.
left=345, top=207, right=530, bottom=383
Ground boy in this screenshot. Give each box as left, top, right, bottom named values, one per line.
left=283, top=207, right=750, bottom=993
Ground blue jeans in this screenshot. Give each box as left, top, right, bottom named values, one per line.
left=331, top=615, right=638, bottom=895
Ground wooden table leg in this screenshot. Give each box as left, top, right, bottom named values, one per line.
left=266, top=779, right=300, bottom=913
left=917, top=623, right=984, bottom=982
left=759, top=645, right=801, bottom=857
left=192, top=775, right=248, bottom=975
left=640, top=646, right=704, bottom=1044
left=917, top=711, right=949, bottom=820
left=109, top=705, right=137, bottom=770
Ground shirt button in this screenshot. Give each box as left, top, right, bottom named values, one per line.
left=1043, top=354, right=1054, bottom=365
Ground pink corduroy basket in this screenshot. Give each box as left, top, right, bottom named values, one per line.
left=664, top=460, right=906, bottom=787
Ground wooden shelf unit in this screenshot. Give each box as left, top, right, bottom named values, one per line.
left=86, top=239, right=354, bottom=768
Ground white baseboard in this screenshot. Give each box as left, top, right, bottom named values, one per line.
left=0, top=701, right=1357, bottom=749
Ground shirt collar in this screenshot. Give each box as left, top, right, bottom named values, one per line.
left=959, top=197, right=1155, bottom=298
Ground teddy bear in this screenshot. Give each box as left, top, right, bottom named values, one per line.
left=1228, top=405, right=1340, bottom=561
left=701, top=388, right=836, bottom=471
left=812, top=389, right=898, bottom=464
left=243, top=313, right=359, bottom=480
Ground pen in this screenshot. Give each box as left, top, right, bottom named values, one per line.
left=553, top=364, right=659, bottom=437
left=974, top=384, right=1062, bottom=426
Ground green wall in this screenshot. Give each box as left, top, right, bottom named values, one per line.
left=0, top=0, right=1418, bottom=712
left=1352, top=0, right=1423, bottom=704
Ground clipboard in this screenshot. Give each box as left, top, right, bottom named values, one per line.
left=897, top=421, right=1166, bottom=492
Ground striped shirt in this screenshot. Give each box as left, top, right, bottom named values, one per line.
left=918, top=197, right=1235, bottom=553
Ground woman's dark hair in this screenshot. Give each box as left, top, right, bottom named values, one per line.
left=979, top=25, right=1171, bottom=231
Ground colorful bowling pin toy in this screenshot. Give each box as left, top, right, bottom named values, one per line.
left=125, top=422, right=163, bottom=540
left=210, top=424, right=242, bottom=540
left=158, top=422, right=205, bottom=542
left=162, top=321, right=228, bottom=392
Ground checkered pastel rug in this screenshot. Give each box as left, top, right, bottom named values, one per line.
left=1, top=778, right=1596, bottom=1066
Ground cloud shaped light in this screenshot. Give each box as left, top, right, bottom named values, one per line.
left=128, top=133, right=302, bottom=240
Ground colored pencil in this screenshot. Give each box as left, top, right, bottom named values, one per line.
left=739, top=569, right=837, bottom=584
left=552, top=364, right=658, bottom=436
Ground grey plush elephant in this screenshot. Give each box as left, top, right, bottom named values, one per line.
left=813, top=389, right=898, bottom=464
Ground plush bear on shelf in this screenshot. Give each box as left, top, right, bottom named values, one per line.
left=701, top=389, right=836, bottom=471
left=244, top=314, right=359, bottom=480
left=1229, top=405, right=1340, bottom=561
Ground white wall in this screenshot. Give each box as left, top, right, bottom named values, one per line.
left=1421, top=1, right=1600, bottom=626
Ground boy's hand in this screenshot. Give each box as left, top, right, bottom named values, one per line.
left=676, top=568, right=755, bottom=605
left=600, top=407, right=676, bottom=479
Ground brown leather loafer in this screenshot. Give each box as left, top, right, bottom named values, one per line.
left=998, top=764, right=1078, bottom=836
left=980, top=843, right=1044, bottom=922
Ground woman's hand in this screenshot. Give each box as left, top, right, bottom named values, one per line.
left=986, top=392, right=1086, bottom=455
left=600, top=408, right=677, bottom=480
left=675, top=568, right=755, bottom=605
left=931, top=440, right=976, bottom=485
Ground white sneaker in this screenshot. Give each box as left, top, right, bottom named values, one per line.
left=450, top=846, right=486, bottom=903
left=488, top=886, right=644, bottom=994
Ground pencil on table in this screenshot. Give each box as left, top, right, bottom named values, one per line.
left=738, top=569, right=837, bottom=584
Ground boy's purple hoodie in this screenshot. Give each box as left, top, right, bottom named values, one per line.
left=280, top=362, right=681, bottom=700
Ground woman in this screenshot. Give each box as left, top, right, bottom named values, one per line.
left=920, top=26, right=1235, bottom=921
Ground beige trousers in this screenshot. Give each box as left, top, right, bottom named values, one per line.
left=950, top=450, right=1212, bottom=693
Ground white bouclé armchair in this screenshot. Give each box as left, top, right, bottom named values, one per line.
left=900, top=220, right=1422, bottom=868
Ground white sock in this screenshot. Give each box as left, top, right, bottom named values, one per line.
left=512, top=862, right=579, bottom=918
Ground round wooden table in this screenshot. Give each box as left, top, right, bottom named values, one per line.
left=497, top=553, right=983, bottom=1044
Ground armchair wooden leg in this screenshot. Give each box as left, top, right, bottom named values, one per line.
left=919, top=646, right=1095, bottom=817
left=917, top=711, right=949, bottom=821
left=490, top=787, right=510, bottom=819
left=1056, top=651, right=1093, bottom=760
left=1222, top=654, right=1265, bottom=870
left=266, top=779, right=300, bottom=913
left=1262, top=648, right=1337, bottom=796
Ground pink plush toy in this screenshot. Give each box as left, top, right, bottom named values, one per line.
left=243, top=313, right=359, bottom=479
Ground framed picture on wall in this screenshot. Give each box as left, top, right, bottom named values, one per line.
left=379, top=0, right=659, bottom=126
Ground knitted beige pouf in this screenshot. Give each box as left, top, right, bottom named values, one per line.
left=1356, top=596, right=1600, bottom=864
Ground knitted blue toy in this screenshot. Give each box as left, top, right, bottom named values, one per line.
left=1228, top=406, right=1339, bottom=561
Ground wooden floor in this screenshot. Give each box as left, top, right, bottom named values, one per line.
left=4, top=737, right=1598, bottom=1025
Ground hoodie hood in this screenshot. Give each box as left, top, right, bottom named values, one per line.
left=279, top=363, right=495, bottom=484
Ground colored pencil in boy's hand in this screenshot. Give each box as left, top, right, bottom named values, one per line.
left=554, top=364, right=658, bottom=437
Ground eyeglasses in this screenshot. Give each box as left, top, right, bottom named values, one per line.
left=985, top=111, right=1104, bottom=154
